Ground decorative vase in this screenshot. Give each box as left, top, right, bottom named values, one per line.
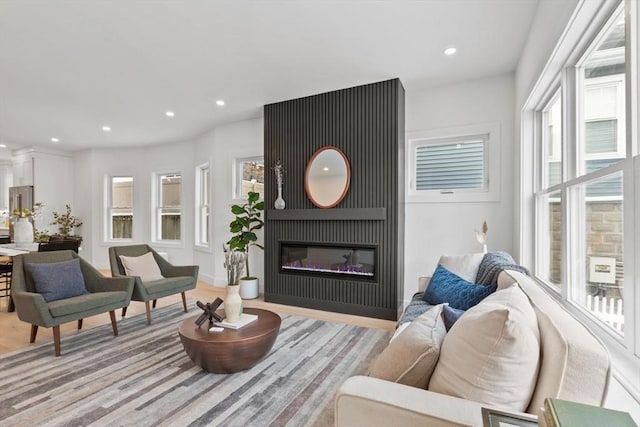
left=13, top=217, right=34, bottom=249
left=225, top=284, right=243, bottom=323
left=239, top=277, right=259, bottom=300
left=274, top=181, right=285, bottom=209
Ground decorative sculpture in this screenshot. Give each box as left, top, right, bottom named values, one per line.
left=194, top=298, right=224, bottom=328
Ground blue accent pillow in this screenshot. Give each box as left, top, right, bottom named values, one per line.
left=442, top=304, right=465, bottom=331
left=422, top=265, right=496, bottom=310
left=26, top=258, right=88, bottom=302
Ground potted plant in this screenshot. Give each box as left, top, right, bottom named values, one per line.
left=228, top=191, right=264, bottom=299
left=50, top=204, right=82, bottom=242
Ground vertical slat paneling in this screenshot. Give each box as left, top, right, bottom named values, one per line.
left=264, top=79, right=404, bottom=320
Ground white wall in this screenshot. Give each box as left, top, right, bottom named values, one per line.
left=403, top=73, right=515, bottom=305
left=74, top=141, right=196, bottom=269
left=194, top=117, right=264, bottom=288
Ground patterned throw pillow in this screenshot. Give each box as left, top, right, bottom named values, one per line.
left=27, top=258, right=88, bottom=302
left=422, top=265, right=496, bottom=310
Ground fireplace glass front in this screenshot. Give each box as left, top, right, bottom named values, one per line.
left=280, top=242, right=376, bottom=280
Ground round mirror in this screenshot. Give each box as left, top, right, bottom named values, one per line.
left=305, top=146, right=351, bottom=208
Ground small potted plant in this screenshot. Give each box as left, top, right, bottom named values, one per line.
left=50, top=204, right=82, bottom=243
left=228, top=191, right=264, bottom=299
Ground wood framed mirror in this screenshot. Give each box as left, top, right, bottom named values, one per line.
left=305, top=146, right=351, bottom=208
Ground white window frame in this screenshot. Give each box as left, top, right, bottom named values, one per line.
left=406, top=122, right=501, bottom=203
left=526, top=0, right=639, bottom=401
left=104, top=175, right=134, bottom=242
left=195, top=163, right=211, bottom=250
left=234, top=156, right=264, bottom=200
left=152, top=171, right=183, bottom=245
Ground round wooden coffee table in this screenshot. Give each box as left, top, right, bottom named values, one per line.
left=178, top=308, right=281, bottom=374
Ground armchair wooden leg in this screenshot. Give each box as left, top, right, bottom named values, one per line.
left=77, top=319, right=83, bottom=330
left=109, top=310, right=118, bottom=336
left=152, top=299, right=157, bottom=308
left=181, top=292, right=187, bottom=312
left=53, top=325, right=61, bottom=357
left=30, top=325, right=38, bottom=343
left=145, top=301, right=151, bottom=325
left=121, top=306, right=128, bottom=318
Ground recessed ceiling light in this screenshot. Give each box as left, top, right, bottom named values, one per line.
left=165, top=111, right=175, bottom=117
left=51, top=137, right=60, bottom=143
left=0, top=144, right=6, bottom=148
left=102, top=126, right=111, bottom=132
left=444, top=47, right=457, bottom=56
left=216, top=100, right=225, bottom=106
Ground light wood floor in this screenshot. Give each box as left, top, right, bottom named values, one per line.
left=0, top=279, right=395, bottom=355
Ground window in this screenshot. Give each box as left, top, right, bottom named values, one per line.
left=533, top=4, right=628, bottom=339
left=407, top=122, right=500, bottom=202
left=415, top=136, right=485, bottom=191
left=195, top=164, right=210, bottom=247
left=107, top=176, right=133, bottom=240
left=155, top=172, right=181, bottom=241
left=542, top=92, right=562, bottom=188
left=235, top=157, right=264, bottom=199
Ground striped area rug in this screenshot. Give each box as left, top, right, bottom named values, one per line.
left=0, top=303, right=391, bottom=427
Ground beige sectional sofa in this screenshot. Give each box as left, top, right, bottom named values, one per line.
left=335, top=267, right=611, bottom=427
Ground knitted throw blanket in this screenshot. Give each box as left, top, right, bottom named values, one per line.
left=475, top=251, right=529, bottom=286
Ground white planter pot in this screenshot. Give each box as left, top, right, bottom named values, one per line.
left=239, top=277, right=259, bottom=300
left=14, top=218, right=34, bottom=249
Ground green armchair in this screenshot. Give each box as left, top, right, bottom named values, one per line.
left=108, top=244, right=199, bottom=325
left=12, top=250, right=135, bottom=356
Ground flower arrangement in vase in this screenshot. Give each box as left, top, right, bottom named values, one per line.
left=273, top=160, right=285, bottom=209
left=475, top=220, right=488, bottom=253
left=223, top=246, right=246, bottom=323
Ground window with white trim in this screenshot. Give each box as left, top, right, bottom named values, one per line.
left=407, top=122, right=500, bottom=203
left=534, top=4, right=629, bottom=338
left=154, top=172, right=182, bottom=242
left=107, top=176, right=133, bottom=240
left=195, top=164, right=210, bottom=247
left=235, top=157, right=264, bottom=199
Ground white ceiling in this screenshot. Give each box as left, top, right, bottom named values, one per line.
left=0, top=0, right=538, bottom=152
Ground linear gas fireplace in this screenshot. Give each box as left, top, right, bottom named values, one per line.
left=280, top=242, right=376, bottom=281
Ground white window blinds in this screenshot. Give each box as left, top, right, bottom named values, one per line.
left=415, top=137, right=486, bottom=191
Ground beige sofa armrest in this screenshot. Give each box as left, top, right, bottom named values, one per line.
left=418, top=276, right=431, bottom=293
left=336, top=376, right=487, bottom=427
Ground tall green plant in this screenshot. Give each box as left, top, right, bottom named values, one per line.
left=228, top=191, right=264, bottom=279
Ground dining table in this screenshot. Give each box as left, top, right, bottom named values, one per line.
left=0, top=243, right=37, bottom=312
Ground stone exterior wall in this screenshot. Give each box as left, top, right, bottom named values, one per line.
left=550, top=201, right=624, bottom=298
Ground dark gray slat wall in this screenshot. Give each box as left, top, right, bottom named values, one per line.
left=264, top=79, right=404, bottom=320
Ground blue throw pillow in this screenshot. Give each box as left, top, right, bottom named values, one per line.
left=26, top=258, right=88, bottom=302
left=422, top=265, right=496, bottom=310
left=442, top=304, right=465, bottom=331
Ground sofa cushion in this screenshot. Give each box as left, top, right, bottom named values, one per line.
left=422, top=265, right=496, bottom=310
left=438, top=253, right=484, bottom=282
left=26, top=258, right=88, bottom=302
left=119, top=252, right=164, bottom=281
left=428, top=285, right=540, bottom=412
left=143, top=276, right=195, bottom=295
left=369, top=304, right=447, bottom=388
left=48, top=291, right=130, bottom=317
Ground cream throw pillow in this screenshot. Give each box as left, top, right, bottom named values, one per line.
left=369, top=304, right=447, bottom=388
left=437, top=253, right=484, bottom=283
left=428, top=285, right=540, bottom=411
left=119, top=252, right=164, bottom=281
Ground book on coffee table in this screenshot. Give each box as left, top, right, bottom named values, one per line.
left=215, top=313, right=258, bottom=329
left=543, top=398, right=636, bottom=427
